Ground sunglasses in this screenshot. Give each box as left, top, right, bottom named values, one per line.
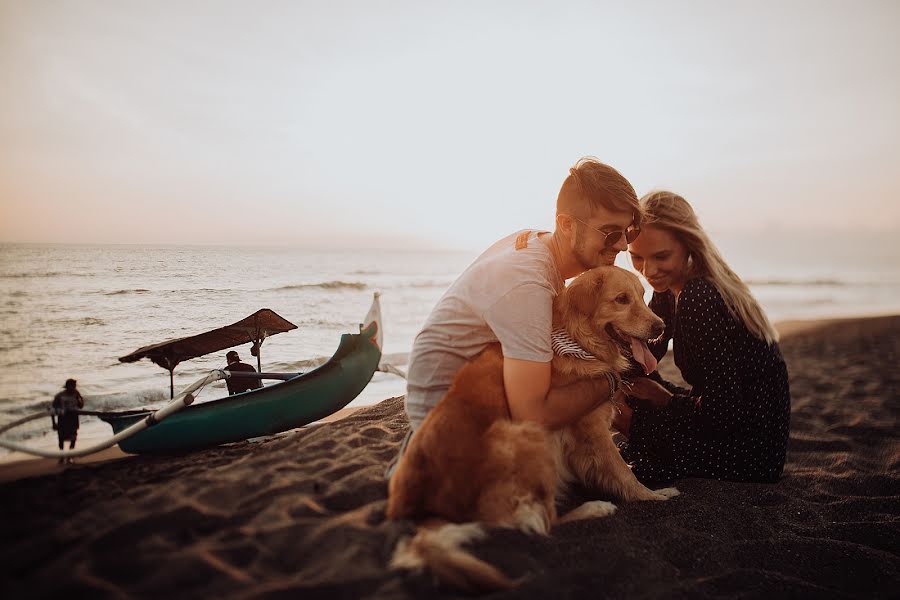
left=572, top=217, right=641, bottom=248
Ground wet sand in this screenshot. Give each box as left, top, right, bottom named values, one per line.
left=0, top=406, right=361, bottom=484
left=1, top=316, right=898, bottom=598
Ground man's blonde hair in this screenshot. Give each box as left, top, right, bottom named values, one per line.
left=640, top=190, right=779, bottom=344
left=557, top=157, right=641, bottom=225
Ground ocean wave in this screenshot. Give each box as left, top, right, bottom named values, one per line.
left=85, top=388, right=169, bottom=411
left=745, top=278, right=900, bottom=287
left=766, top=296, right=837, bottom=307
left=12, top=387, right=168, bottom=419
left=243, top=355, right=344, bottom=372
left=273, top=281, right=367, bottom=291
left=290, top=356, right=330, bottom=370
left=0, top=271, right=95, bottom=279
left=297, top=318, right=350, bottom=327
left=5, top=402, right=50, bottom=416
left=104, top=289, right=151, bottom=296
left=746, top=278, right=847, bottom=287
left=163, top=288, right=242, bottom=295
left=48, top=316, right=105, bottom=327
left=0, top=388, right=170, bottom=447
left=0, top=341, right=25, bottom=355
left=0, top=415, right=56, bottom=446
left=404, top=280, right=454, bottom=289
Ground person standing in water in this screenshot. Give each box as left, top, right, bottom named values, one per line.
left=51, top=378, right=84, bottom=464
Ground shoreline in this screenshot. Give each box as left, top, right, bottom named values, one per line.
left=0, top=312, right=892, bottom=485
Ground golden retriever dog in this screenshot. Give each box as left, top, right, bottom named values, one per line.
left=386, top=265, right=679, bottom=590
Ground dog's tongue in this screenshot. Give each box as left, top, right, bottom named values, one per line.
left=629, top=337, right=658, bottom=375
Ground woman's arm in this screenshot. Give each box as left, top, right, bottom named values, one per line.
left=640, top=291, right=689, bottom=396
left=647, top=291, right=675, bottom=361
left=664, top=279, right=748, bottom=435
left=628, top=279, right=749, bottom=440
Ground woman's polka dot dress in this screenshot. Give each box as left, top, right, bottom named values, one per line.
left=619, top=277, right=791, bottom=485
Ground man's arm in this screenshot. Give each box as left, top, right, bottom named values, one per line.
left=504, top=357, right=612, bottom=430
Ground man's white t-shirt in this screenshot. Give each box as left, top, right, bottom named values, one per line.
left=405, top=230, right=563, bottom=429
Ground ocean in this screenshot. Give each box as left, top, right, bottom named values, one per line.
left=2, top=235, right=899, bottom=456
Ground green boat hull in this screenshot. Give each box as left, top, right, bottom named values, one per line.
left=100, top=324, right=381, bottom=454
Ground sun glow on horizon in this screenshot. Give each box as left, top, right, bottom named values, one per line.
left=1, top=1, right=898, bottom=252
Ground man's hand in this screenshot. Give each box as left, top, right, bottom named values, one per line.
left=625, top=377, right=673, bottom=408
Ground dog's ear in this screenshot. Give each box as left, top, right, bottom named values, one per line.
left=562, top=271, right=604, bottom=317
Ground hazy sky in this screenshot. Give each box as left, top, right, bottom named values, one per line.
left=1, top=0, right=898, bottom=250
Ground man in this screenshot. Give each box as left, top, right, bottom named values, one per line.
left=52, top=378, right=84, bottom=464
left=405, top=157, right=642, bottom=434
left=224, top=350, right=263, bottom=395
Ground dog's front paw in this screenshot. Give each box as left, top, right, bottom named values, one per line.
left=558, top=500, right=618, bottom=524
left=653, top=487, right=680, bottom=499
left=578, top=500, right=618, bottom=518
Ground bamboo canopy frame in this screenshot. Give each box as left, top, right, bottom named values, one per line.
left=119, top=309, right=298, bottom=398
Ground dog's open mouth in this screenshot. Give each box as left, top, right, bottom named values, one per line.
left=606, top=324, right=658, bottom=375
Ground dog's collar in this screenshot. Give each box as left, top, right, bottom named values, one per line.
left=552, top=329, right=621, bottom=403
left=606, top=372, right=621, bottom=405
left=551, top=328, right=597, bottom=361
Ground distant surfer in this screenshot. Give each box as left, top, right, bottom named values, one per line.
left=51, top=378, right=84, bottom=464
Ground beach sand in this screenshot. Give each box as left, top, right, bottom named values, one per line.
left=1, top=316, right=897, bottom=598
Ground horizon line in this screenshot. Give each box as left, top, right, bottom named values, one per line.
left=0, top=240, right=479, bottom=253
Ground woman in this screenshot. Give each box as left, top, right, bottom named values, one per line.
left=614, top=191, right=790, bottom=484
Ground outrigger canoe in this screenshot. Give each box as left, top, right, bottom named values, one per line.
left=98, top=294, right=383, bottom=455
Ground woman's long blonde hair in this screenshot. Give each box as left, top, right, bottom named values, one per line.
left=640, top=191, right=779, bottom=344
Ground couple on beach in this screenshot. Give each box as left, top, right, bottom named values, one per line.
left=401, top=157, right=790, bottom=486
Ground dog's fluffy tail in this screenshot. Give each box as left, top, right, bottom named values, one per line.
left=390, top=522, right=518, bottom=591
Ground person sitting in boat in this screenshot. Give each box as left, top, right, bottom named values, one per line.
left=224, top=350, right=263, bottom=395
left=51, top=378, right=84, bottom=464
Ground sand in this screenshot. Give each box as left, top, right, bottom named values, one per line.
left=1, top=316, right=897, bottom=598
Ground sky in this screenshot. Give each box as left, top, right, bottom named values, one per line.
left=1, top=0, right=898, bottom=251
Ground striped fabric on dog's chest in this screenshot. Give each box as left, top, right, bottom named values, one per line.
left=551, top=328, right=597, bottom=361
